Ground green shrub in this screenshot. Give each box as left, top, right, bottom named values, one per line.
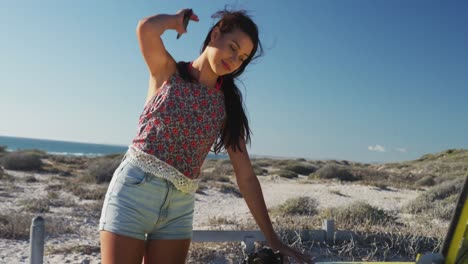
left=65, top=184, right=107, bottom=200
left=84, top=156, right=122, bottom=183
left=275, top=196, right=318, bottom=216
left=252, top=159, right=274, bottom=167
left=277, top=169, right=298, bottom=179
left=0, top=145, right=7, bottom=153
left=274, top=160, right=297, bottom=167
left=196, top=182, right=209, bottom=195
left=49, top=196, right=77, bottom=208
left=434, top=195, right=459, bottom=220
left=417, top=154, right=436, bottom=162
left=283, top=163, right=316, bottom=175
left=45, top=184, right=64, bottom=191
left=0, top=211, right=76, bottom=240
left=46, top=245, right=100, bottom=255
left=212, top=160, right=234, bottom=176
left=47, top=191, right=59, bottom=200
left=48, top=154, right=88, bottom=167
left=24, top=176, right=38, bottom=183
left=20, top=198, right=50, bottom=213
left=403, top=178, right=463, bottom=219
left=415, top=175, right=436, bottom=187
left=321, top=201, right=395, bottom=226
left=0, top=172, right=14, bottom=182
left=311, top=164, right=358, bottom=181
left=200, top=171, right=230, bottom=183
left=218, top=183, right=242, bottom=198
left=72, top=200, right=104, bottom=218
left=0, top=211, right=34, bottom=239
left=201, top=159, right=217, bottom=170
left=253, top=164, right=268, bottom=176
left=208, top=217, right=237, bottom=226
left=370, top=182, right=390, bottom=190
left=0, top=151, right=43, bottom=171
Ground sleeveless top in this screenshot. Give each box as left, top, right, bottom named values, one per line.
left=131, top=62, right=226, bottom=192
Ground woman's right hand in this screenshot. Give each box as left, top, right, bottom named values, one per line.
left=174, top=9, right=199, bottom=37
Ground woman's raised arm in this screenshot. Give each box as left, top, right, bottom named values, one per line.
left=136, top=10, right=199, bottom=100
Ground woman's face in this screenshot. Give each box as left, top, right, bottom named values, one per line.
left=207, top=27, right=254, bottom=76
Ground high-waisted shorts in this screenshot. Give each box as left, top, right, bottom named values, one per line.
left=98, top=156, right=195, bottom=240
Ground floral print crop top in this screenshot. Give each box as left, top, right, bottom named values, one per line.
left=132, top=62, right=226, bottom=180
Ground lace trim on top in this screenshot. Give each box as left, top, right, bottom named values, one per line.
left=126, top=145, right=199, bottom=194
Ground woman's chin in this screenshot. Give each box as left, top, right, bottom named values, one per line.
left=212, top=67, right=230, bottom=76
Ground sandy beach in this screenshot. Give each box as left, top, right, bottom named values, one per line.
left=0, top=168, right=423, bottom=264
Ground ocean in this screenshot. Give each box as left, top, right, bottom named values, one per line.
left=0, top=135, right=226, bottom=159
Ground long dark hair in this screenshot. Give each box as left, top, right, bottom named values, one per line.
left=203, top=9, right=263, bottom=153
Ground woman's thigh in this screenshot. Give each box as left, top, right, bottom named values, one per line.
left=99, top=158, right=169, bottom=240
left=100, top=231, right=146, bottom=264
left=143, top=239, right=191, bottom=264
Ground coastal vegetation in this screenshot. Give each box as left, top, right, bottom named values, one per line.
left=0, top=146, right=467, bottom=262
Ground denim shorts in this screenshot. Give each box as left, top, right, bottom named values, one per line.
left=99, top=156, right=195, bottom=240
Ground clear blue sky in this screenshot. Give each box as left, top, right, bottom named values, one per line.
left=1, top=0, right=467, bottom=163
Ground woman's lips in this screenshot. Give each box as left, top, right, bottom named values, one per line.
left=221, top=60, right=231, bottom=71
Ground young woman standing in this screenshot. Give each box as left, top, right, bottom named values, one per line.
left=99, top=8, right=314, bottom=264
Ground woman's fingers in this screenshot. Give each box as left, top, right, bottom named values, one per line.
left=282, top=245, right=315, bottom=264
left=190, top=13, right=199, bottom=22
left=174, top=9, right=195, bottom=34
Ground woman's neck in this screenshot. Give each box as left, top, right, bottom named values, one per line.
left=189, top=56, right=218, bottom=89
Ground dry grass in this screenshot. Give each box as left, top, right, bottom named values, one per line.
left=208, top=216, right=237, bottom=226
left=24, top=175, right=38, bottom=183
left=189, top=214, right=443, bottom=262
left=215, top=182, right=242, bottom=198
left=46, top=244, right=100, bottom=255
left=0, top=166, right=13, bottom=182
left=211, top=160, right=235, bottom=177
left=403, top=177, right=463, bottom=220
left=0, top=211, right=34, bottom=239
left=251, top=158, right=275, bottom=167
left=20, top=198, right=50, bottom=213
left=73, top=200, right=104, bottom=218
left=375, top=149, right=468, bottom=184
left=200, top=171, right=231, bottom=183
left=277, top=169, right=298, bottom=179
left=329, top=189, right=349, bottom=197
left=0, top=211, right=76, bottom=240
left=48, top=195, right=77, bottom=208
left=63, top=183, right=107, bottom=200
left=1, top=148, right=466, bottom=262
left=320, top=201, right=397, bottom=228
left=188, top=242, right=245, bottom=264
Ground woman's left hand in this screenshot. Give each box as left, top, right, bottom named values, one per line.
left=269, top=239, right=315, bottom=264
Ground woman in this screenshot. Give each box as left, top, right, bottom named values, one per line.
left=99, top=7, right=314, bottom=264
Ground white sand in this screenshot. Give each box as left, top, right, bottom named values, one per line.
left=0, top=171, right=421, bottom=264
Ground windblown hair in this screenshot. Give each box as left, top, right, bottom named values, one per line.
left=202, top=9, right=263, bottom=153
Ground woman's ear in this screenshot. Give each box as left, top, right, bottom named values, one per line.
left=210, top=26, right=221, bottom=43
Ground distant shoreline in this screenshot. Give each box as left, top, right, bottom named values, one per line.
left=0, top=134, right=126, bottom=148
left=0, top=135, right=228, bottom=159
